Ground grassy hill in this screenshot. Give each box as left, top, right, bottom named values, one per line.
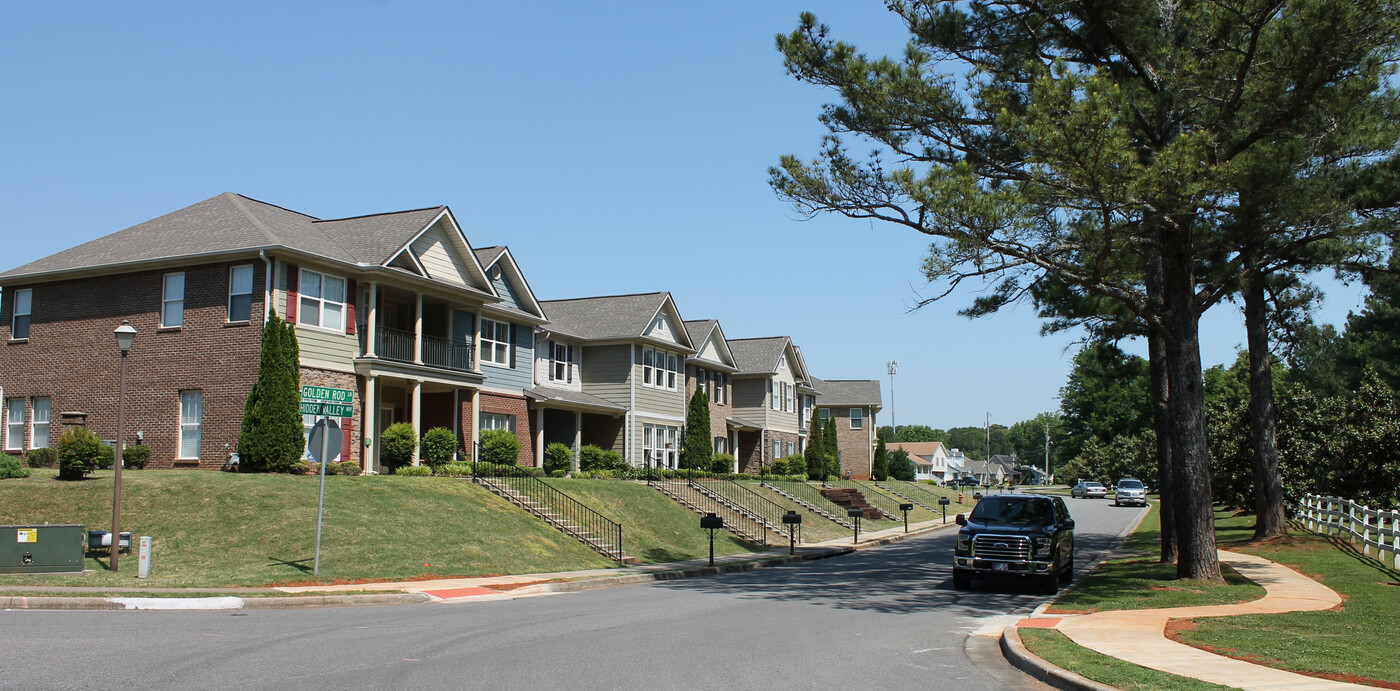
left=0, top=470, right=767, bottom=588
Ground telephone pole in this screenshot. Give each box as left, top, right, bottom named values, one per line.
left=886, top=360, right=898, bottom=436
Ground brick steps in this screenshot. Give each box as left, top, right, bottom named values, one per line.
left=819, top=488, right=884, bottom=520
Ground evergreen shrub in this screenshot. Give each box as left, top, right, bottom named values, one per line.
left=479, top=429, right=522, bottom=465
left=123, top=444, right=151, bottom=470
left=0, top=453, right=29, bottom=479
left=380, top=423, right=417, bottom=470
left=419, top=427, right=457, bottom=468
left=544, top=443, right=573, bottom=474
left=56, top=427, right=102, bottom=480
left=26, top=447, right=56, bottom=468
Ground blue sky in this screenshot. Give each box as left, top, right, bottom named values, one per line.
left=0, top=2, right=1368, bottom=430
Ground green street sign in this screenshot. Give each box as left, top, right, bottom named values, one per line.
left=300, top=401, right=354, bottom=418
left=301, top=386, right=353, bottom=403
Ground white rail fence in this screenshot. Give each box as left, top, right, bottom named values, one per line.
left=1298, top=493, right=1400, bottom=570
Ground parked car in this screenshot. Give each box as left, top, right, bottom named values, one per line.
left=1071, top=480, right=1107, bottom=499
left=952, top=494, right=1075, bottom=594
left=1114, top=478, right=1147, bottom=507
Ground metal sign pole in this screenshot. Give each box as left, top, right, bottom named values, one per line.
left=313, top=414, right=328, bottom=576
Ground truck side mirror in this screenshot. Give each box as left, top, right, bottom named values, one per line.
left=955, top=514, right=967, bottom=526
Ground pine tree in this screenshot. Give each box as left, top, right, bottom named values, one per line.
left=872, top=437, right=889, bottom=481
left=824, top=416, right=840, bottom=480
left=804, top=413, right=824, bottom=480
left=238, top=310, right=305, bottom=473
left=681, top=388, right=712, bottom=470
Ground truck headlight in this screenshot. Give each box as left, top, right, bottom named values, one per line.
left=1031, top=537, right=1051, bottom=554
left=956, top=534, right=971, bottom=554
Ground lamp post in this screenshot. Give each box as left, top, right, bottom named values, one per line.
left=886, top=360, right=898, bottom=437
left=111, top=320, right=136, bottom=571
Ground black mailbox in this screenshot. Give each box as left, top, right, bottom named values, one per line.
left=700, top=513, right=724, bottom=530
left=938, top=496, right=951, bottom=506
left=899, top=503, right=914, bottom=512
left=846, top=507, right=863, bottom=518
left=782, top=511, right=802, bottom=525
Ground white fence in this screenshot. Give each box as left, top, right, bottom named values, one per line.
left=1298, top=493, right=1400, bottom=569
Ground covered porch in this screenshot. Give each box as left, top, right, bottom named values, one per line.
left=356, top=358, right=485, bottom=472
left=526, top=386, right=627, bottom=470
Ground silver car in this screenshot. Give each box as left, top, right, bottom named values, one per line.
left=1114, top=478, right=1147, bottom=507
left=1071, top=481, right=1106, bottom=499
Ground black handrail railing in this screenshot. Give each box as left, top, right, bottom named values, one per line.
left=642, top=456, right=772, bottom=546
left=760, top=479, right=855, bottom=529
left=826, top=480, right=902, bottom=519
left=883, top=479, right=947, bottom=507
left=360, top=326, right=475, bottom=372
left=375, top=326, right=415, bottom=362
left=876, top=480, right=936, bottom=510
left=692, top=476, right=786, bottom=535
left=472, top=457, right=624, bottom=565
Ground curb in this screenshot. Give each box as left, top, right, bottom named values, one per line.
left=1000, top=626, right=1117, bottom=691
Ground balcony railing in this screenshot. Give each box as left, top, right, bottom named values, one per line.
left=365, top=326, right=474, bottom=372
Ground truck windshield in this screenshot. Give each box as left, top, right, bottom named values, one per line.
left=969, top=497, right=1053, bottom=526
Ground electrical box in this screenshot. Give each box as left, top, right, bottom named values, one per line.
left=0, top=524, right=85, bottom=574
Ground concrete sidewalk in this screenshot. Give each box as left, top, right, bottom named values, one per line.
left=1008, top=549, right=1370, bottom=691
left=1, top=516, right=959, bottom=609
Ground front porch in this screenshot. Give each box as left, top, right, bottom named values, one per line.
left=356, top=359, right=484, bottom=472
left=357, top=283, right=478, bottom=373
left=526, top=386, right=627, bottom=470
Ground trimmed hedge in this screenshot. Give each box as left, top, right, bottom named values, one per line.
left=123, top=444, right=151, bottom=470
left=26, top=447, right=56, bottom=469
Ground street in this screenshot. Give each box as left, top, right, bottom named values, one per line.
left=2, top=497, right=1143, bottom=690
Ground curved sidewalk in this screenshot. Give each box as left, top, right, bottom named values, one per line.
left=1047, top=549, right=1367, bottom=690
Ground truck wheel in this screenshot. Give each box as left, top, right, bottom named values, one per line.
left=953, top=569, right=971, bottom=590
left=1060, top=552, right=1073, bottom=583
left=1040, top=571, right=1059, bottom=595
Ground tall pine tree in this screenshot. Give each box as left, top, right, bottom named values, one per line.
left=681, top=388, right=712, bottom=470
left=823, top=416, right=840, bottom=480
left=871, top=437, right=889, bottom=481
left=238, top=309, right=305, bottom=473
left=804, top=413, right=825, bottom=480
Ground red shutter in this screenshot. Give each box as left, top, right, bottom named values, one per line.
left=345, top=278, right=357, bottom=334
left=286, top=264, right=299, bottom=323
left=342, top=415, right=354, bottom=466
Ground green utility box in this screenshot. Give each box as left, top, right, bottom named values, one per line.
left=0, top=524, right=85, bottom=574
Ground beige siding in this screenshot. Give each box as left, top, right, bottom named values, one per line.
left=635, top=384, right=684, bottom=418
left=731, top=378, right=767, bottom=421
left=276, top=261, right=359, bottom=365
left=581, top=344, right=631, bottom=405
left=410, top=221, right=469, bottom=287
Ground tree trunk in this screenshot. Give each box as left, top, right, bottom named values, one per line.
left=1161, top=245, right=1224, bottom=583
left=1244, top=268, right=1288, bottom=539
left=1148, top=330, right=1178, bottom=563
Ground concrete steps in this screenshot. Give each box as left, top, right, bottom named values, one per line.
left=475, top=477, right=637, bottom=565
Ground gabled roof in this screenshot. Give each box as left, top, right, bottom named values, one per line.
left=889, top=442, right=947, bottom=458
left=729, top=336, right=787, bottom=375
left=810, top=377, right=883, bottom=410
left=682, top=319, right=738, bottom=371
left=539, top=292, right=694, bottom=350
left=474, top=245, right=545, bottom=320
left=0, top=193, right=495, bottom=301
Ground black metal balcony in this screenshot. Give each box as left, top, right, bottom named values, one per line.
left=365, top=326, right=474, bottom=372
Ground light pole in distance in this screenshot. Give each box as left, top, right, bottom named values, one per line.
left=111, top=320, right=137, bottom=571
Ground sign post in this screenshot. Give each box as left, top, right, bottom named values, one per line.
left=302, top=386, right=353, bottom=576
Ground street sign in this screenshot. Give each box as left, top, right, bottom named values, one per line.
left=301, top=386, right=353, bottom=403
left=307, top=418, right=342, bottom=463
left=299, top=401, right=353, bottom=418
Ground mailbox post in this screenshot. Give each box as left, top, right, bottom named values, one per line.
left=700, top=513, right=724, bottom=566
left=847, top=507, right=863, bottom=544
left=782, top=510, right=802, bottom=555
left=938, top=496, right=951, bottom=524
left=899, top=503, right=913, bottom=533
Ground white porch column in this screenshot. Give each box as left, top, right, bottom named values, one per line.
left=470, top=388, right=481, bottom=460
left=472, top=313, right=482, bottom=373
left=535, top=406, right=545, bottom=469
left=573, top=411, right=583, bottom=472
left=413, top=293, right=423, bottom=364
left=410, top=379, right=423, bottom=465
left=365, top=282, right=378, bottom=357
left=362, top=375, right=377, bottom=473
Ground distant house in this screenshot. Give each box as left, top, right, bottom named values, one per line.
left=888, top=441, right=958, bottom=483
left=682, top=319, right=741, bottom=471
left=811, top=377, right=883, bottom=480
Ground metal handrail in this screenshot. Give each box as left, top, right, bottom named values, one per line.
left=883, top=479, right=946, bottom=507
left=876, top=481, right=936, bottom=511
left=473, top=458, right=624, bottom=565
left=760, top=479, right=854, bottom=529
left=690, top=476, right=786, bottom=537
left=362, top=326, right=475, bottom=372
left=826, top=480, right=901, bottom=519
left=643, top=458, right=770, bottom=545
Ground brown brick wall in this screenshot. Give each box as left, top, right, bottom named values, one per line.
left=827, top=406, right=875, bottom=480
left=686, top=366, right=732, bottom=456
left=480, top=392, right=533, bottom=465
left=0, top=261, right=266, bottom=469
left=301, top=367, right=360, bottom=467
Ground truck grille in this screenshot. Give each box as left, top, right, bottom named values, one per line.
left=973, top=534, right=1030, bottom=560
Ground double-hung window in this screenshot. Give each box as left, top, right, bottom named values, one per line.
left=228, top=264, right=254, bottom=322
left=179, top=390, right=202, bottom=459
left=11, top=289, right=32, bottom=339
left=716, top=373, right=726, bottom=404
left=850, top=408, right=863, bottom=429
left=786, top=384, right=795, bottom=413
left=818, top=408, right=830, bottom=424
left=773, top=440, right=782, bottom=460
left=666, top=354, right=678, bottom=390
left=4, top=399, right=23, bottom=451
left=162, top=272, right=185, bottom=328
left=31, top=397, right=49, bottom=449
left=642, top=348, right=653, bottom=386
left=550, top=342, right=571, bottom=382
left=481, top=319, right=510, bottom=366
left=298, top=269, right=344, bottom=331
left=480, top=412, right=515, bottom=432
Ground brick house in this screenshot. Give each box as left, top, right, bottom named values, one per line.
left=0, top=192, right=544, bottom=470
left=728, top=336, right=817, bottom=474
left=811, top=377, right=883, bottom=480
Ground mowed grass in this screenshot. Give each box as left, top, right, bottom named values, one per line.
left=544, top=479, right=770, bottom=563
left=0, top=469, right=616, bottom=587
left=1047, top=501, right=1266, bottom=614
left=1169, top=511, right=1400, bottom=686
left=733, top=481, right=856, bottom=543
left=1018, top=629, right=1233, bottom=691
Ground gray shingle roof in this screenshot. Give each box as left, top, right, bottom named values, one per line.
left=473, top=246, right=508, bottom=268
left=540, top=292, right=687, bottom=345
left=728, top=336, right=788, bottom=375
left=683, top=319, right=717, bottom=347
left=811, top=377, right=883, bottom=408
left=0, top=193, right=450, bottom=282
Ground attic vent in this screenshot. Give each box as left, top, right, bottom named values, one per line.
left=490, top=266, right=502, bottom=280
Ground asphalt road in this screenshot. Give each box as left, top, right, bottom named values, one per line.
left=2, top=495, right=1144, bottom=690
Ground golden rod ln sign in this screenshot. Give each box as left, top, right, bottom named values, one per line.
left=300, top=386, right=353, bottom=418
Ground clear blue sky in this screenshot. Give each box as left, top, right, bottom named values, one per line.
left=0, top=2, right=1367, bottom=430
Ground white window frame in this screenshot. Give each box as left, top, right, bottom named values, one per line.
left=4, top=399, right=23, bottom=451
left=850, top=407, right=863, bottom=429
left=31, top=397, right=49, bottom=449
left=228, top=264, right=254, bottom=323
left=550, top=341, right=570, bottom=383
left=297, top=268, right=345, bottom=332
left=480, top=412, right=515, bottom=432
left=480, top=319, right=510, bottom=367
left=786, top=384, right=795, bottom=413
left=769, top=380, right=778, bottom=411
left=772, top=440, right=781, bottom=460
left=714, top=436, right=727, bottom=455
left=162, top=272, right=185, bottom=328
left=179, top=390, right=202, bottom=459
left=642, top=348, right=654, bottom=386
left=11, top=288, right=32, bottom=340
left=667, top=353, right=678, bottom=391
left=665, top=427, right=677, bottom=468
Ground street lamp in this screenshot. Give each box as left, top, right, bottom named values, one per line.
left=111, top=320, right=136, bottom=571
left=886, top=360, right=898, bottom=436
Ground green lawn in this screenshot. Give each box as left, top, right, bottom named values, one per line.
left=1018, top=629, right=1233, bottom=691
left=0, top=469, right=756, bottom=588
